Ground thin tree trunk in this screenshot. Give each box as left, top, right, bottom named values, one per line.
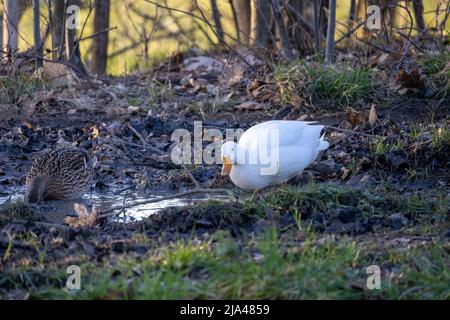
left=51, top=0, right=66, bottom=60
left=286, top=3, right=315, bottom=36
left=321, top=0, right=329, bottom=37
left=229, top=0, right=240, bottom=42
left=33, top=0, right=43, bottom=68
left=286, top=0, right=301, bottom=51
left=233, top=0, right=251, bottom=46
left=67, top=36, right=87, bottom=76
left=298, top=0, right=304, bottom=14
left=325, top=0, right=336, bottom=63
left=413, top=0, right=426, bottom=32
left=91, top=0, right=110, bottom=75
left=349, top=0, right=356, bottom=22
left=0, top=11, right=3, bottom=61
left=313, top=0, right=321, bottom=52
left=285, top=0, right=315, bottom=54
left=2, top=0, right=20, bottom=60
left=271, top=0, right=294, bottom=61
left=66, top=0, right=87, bottom=76
left=251, top=0, right=272, bottom=49
left=210, top=0, right=224, bottom=43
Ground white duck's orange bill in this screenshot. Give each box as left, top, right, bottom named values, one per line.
left=221, top=156, right=232, bottom=176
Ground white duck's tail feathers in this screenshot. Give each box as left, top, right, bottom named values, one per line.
left=319, top=132, right=329, bottom=151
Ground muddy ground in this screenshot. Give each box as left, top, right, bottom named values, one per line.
left=0, top=49, right=449, bottom=299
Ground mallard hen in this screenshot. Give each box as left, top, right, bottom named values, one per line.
left=25, top=147, right=94, bottom=203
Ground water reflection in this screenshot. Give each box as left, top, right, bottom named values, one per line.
left=0, top=187, right=228, bottom=223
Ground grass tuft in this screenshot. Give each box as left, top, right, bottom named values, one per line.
left=253, top=183, right=448, bottom=224
left=274, top=60, right=375, bottom=109
left=0, top=69, right=43, bottom=104
left=419, top=51, right=450, bottom=97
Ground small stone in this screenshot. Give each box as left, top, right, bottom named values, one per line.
left=127, top=106, right=140, bottom=114
left=389, top=213, right=407, bottom=229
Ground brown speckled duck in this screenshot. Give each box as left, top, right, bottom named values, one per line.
left=25, top=147, right=94, bottom=203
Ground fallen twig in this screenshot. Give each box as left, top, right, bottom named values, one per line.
left=114, top=184, right=137, bottom=195
left=126, top=122, right=166, bottom=155
left=86, top=119, right=170, bottom=162
left=4, top=219, right=71, bottom=230
left=324, top=125, right=384, bottom=138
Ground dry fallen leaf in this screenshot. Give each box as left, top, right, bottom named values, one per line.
left=65, top=203, right=99, bottom=228
left=368, top=104, right=378, bottom=127
left=234, top=101, right=264, bottom=111
left=397, top=88, right=409, bottom=95
left=22, top=120, right=33, bottom=129
left=91, top=126, right=100, bottom=140
left=346, top=108, right=364, bottom=126
left=395, top=66, right=424, bottom=89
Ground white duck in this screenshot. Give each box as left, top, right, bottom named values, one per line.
left=220, top=120, right=329, bottom=191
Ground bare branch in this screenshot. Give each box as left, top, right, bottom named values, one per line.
left=144, top=0, right=257, bottom=70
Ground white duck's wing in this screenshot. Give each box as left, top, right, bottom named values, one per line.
left=232, top=143, right=319, bottom=190
left=278, top=144, right=320, bottom=178
left=238, top=120, right=324, bottom=151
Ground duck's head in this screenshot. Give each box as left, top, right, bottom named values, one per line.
left=220, top=141, right=245, bottom=176
left=25, top=175, right=49, bottom=204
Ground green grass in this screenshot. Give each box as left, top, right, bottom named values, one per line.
left=430, top=123, right=450, bottom=153
left=0, top=70, right=44, bottom=104
left=274, top=60, right=375, bottom=109
left=146, top=80, right=175, bottom=106
left=2, top=227, right=448, bottom=299
left=419, top=51, right=450, bottom=76
left=418, top=51, right=450, bottom=97
left=252, top=183, right=447, bottom=221
left=371, top=137, right=389, bottom=156
left=368, top=122, right=450, bottom=168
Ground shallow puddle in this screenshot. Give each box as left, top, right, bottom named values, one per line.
left=0, top=187, right=229, bottom=223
